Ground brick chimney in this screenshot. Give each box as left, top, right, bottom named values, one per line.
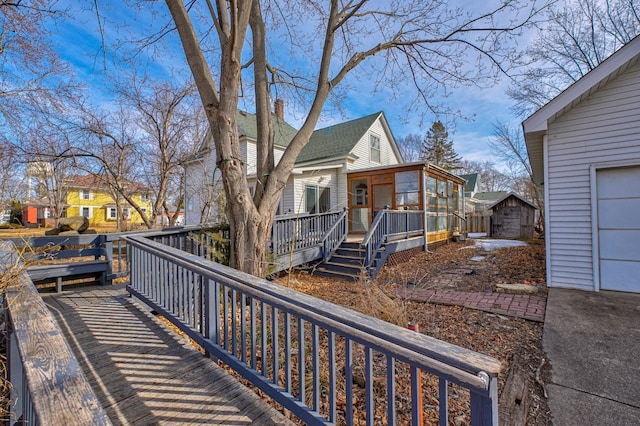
left=274, top=99, right=284, bottom=120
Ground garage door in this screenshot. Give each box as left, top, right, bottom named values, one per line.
left=597, top=166, right=640, bottom=292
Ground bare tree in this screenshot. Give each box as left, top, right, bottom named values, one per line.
left=76, top=105, right=153, bottom=230
left=454, top=159, right=511, bottom=192
left=509, top=0, right=640, bottom=116
left=489, top=121, right=544, bottom=229
left=113, top=74, right=204, bottom=227
left=162, top=0, right=545, bottom=277
left=396, top=134, right=422, bottom=163
left=0, top=1, right=78, bottom=128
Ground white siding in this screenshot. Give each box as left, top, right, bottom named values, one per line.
left=545, top=60, right=640, bottom=291
left=348, top=118, right=401, bottom=171
left=290, top=171, right=338, bottom=214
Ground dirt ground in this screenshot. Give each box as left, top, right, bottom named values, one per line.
left=275, top=239, right=552, bottom=425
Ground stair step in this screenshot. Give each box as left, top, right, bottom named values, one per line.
left=330, top=255, right=364, bottom=266
left=335, top=247, right=365, bottom=257
left=319, top=261, right=363, bottom=275
left=313, top=267, right=361, bottom=282
left=340, top=242, right=361, bottom=249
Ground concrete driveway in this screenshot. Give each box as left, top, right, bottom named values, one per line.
left=543, top=288, right=640, bottom=425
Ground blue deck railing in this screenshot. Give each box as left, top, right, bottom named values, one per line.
left=127, top=235, right=499, bottom=425
left=361, top=208, right=424, bottom=275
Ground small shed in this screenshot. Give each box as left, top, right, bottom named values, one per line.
left=488, top=193, right=537, bottom=240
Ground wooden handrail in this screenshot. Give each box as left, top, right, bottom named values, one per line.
left=0, top=242, right=111, bottom=426
left=127, top=236, right=500, bottom=425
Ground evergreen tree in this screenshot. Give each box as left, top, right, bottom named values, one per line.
left=420, top=121, right=461, bottom=170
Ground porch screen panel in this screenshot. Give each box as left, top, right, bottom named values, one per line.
left=425, top=176, right=437, bottom=232
left=395, top=170, right=420, bottom=209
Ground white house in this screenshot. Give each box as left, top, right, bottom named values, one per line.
left=183, top=106, right=403, bottom=225
left=523, top=35, right=640, bottom=293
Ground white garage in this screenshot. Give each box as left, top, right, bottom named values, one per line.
left=523, top=35, right=640, bottom=293
left=596, top=166, right=640, bottom=292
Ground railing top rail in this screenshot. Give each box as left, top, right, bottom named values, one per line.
left=3, top=234, right=105, bottom=247
left=273, top=209, right=342, bottom=221
left=360, top=208, right=387, bottom=247
left=103, top=225, right=206, bottom=241
left=0, top=242, right=111, bottom=426
left=320, top=209, right=347, bottom=241
left=127, top=236, right=500, bottom=382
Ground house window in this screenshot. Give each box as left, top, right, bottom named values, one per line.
left=305, top=185, right=317, bottom=214
left=80, top=190, right=93, bottom=200
left=305, top=185, right=331, bottom=214
left=108, top=207, right=131, bottom=220
left=370, top=134, right=381, bottom=163
left=140, top=193, right=149, bottom=202
left=81, top=207, right=92, bottom=218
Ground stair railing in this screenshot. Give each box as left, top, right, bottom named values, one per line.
left=360, top=207, right=390, bottom=273
left=321, top=208, right=348, bottom=262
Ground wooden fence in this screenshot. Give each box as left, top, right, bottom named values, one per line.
left=466, top=213, right=490, bottom=234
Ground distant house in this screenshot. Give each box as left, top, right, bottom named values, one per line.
left=63, top=175, right=152, bottom=227
left=523, top=35, right=640, bottom=293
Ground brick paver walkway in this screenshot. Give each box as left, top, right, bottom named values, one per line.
left=396, top=288, right=547, bottom=322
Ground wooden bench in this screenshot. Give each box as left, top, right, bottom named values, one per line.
left=8, top=235, right=112, bottom=292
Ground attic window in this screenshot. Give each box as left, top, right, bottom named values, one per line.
left=370, top=134, right=380, bottom=163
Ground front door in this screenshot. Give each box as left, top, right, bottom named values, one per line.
left=349, top=177, right=370, bottom=233
left=372, top=184, right=393, bottom=221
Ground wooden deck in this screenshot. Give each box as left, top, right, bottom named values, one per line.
left=42, top=284, right=294, bottom=426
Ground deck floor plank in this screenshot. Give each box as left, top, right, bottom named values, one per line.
left=43, top=284, right=293, bottom=426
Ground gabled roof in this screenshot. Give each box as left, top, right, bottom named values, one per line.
left=296, top=111, right=399, bottom=164
left=237, top=110, right=298, bottom=149
left=523, top=35, right=640, bottom=184
left=188, top=110, right=402, bottom=167
left=459, top=173, right=478, bottom=196
left=488, top=192, right=538, bottom=210
left=64, top=175, right=149, bottom=193
left=473, top=191, right=508, bottom=202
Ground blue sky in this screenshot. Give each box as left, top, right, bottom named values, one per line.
left=51, top=1, right=532, bottom=170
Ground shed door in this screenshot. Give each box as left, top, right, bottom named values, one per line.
left=597, top=166, right=640, bottom=292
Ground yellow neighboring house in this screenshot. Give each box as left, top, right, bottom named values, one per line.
left=63, top=175, right=152, bottom=226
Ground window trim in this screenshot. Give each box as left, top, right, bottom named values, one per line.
left=370, top=133, right=381, bottom=163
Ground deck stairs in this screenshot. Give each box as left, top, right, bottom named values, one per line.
left=313, top=241, right=385, bottom=281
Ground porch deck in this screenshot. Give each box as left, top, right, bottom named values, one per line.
left=41, top=284, right=293, bottom=426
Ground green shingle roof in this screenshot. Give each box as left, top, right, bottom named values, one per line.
left=474, top=191, right=508, bottom=202
left=296, top=112, right=382, bottom=164
left=236, top=110, right=298, bottom=149
left=459, top=173, right=478, bottom=195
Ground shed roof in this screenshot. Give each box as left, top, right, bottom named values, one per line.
left=522, top=35, right=640, bottom=184
left=488, top=192, right=538, bottom=210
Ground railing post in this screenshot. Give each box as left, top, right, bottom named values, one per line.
left=470, top=372, right=498, bottom=426
left=103, top=235, right=113, bottom=286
